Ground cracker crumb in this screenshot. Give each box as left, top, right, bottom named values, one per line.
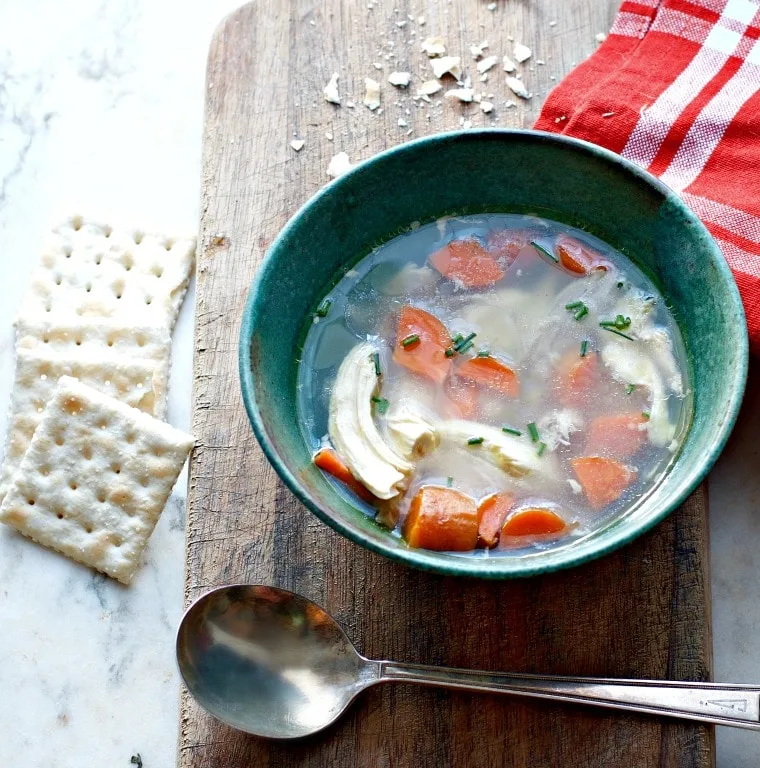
left=549, top=20, right=557, bottom=27
left=290, top=139, right=305, bottom=151
left=325, top=131, right=334, bottom=141
left=363, top=77, right=382, bottom=110
left=346, top=100, right=356, bottom=108
left=416, top=79, right=442, bottom=97
left=505, top=99, right=516, bottom=108
left=479, top=73, right=489, bottom=83
left=327, top=152, right=353, bottom=178
left=602, top=111, right=615, bottom=118
left=323, top=72, right=341, bottom=104
left=418, top=16, right=426, bottom=25
left=480, top=100, right=494, bottom=113
left=445, top=87, right=474, bottom=103
left=396, top=20, right=407, bottom=28
left=506, top=76, right=531, bottom=99
left=536, top=59, right=545, bottom=65
left=513, top=42, right=531, bottom=63
left=421, top=36, right=446, bottom=57
left=487, top=2, right=496, bottom=10
left=373, top=62, right=384, bottom=70
left=595, top=32, right=607, bottom=43
left=470, top=41, right=488, bottom=60
left=463, top=119, right=473, bottom=129
left=430, top=56, right=462, bottom=80
left=502, top=55, right=516, bottom=73
left=388, top=71, right=412, bottom=87
left=398, top=117, right=408, bottom=127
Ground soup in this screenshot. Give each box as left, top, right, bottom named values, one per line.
left=297, top=214, right=691, bottom=555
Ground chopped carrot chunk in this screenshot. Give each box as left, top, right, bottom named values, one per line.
left=429, top=238, right=505, bottom=288
left=571, top=456, right=637, bottom=510
left=444, top=378, right=479, bottom=419
left=501, top=507, right=567, bottom=537
left=403, top=485, right=480, bottom=551
left=555, top=235, right=610, bottom=275
left=314, top=448, right=375, bottom=502
left=477, top=492, right=515, bottom=548
left=393, top=306, right=452, bottom=385
left=555, top=350, right=599, bottom=408
left=457, top=356, right=520, bottom=398
left=486, top=229, right=533, bottom=262
left=586, top=413, right=648, bottom=459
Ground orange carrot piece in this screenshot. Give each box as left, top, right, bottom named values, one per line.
left=501, top=507, right=567, bottom=537
left=314, top=448, right=375, bottom=503
left=403, top=485, right=480, bottom=551
left=429, top=239, right=505, bottom=288
left=444, top=378, right=479, bottom=419
left=393, top=306, right=452, bottom=385
left=457, top=355, right=520, bottom=398
left=571, top=456, right=637, bottom=510
left=477, top=492, right=515, bottom=548
left=486, top=229, right=533, bottom=262
left=555, top=235, right=610, bottom=275
left=555, top=350, right=599, bottom=408
left=586, top=413, right=648, bottom=459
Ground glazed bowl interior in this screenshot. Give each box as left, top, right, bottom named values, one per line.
left=240, top=129, right=748, bottom=578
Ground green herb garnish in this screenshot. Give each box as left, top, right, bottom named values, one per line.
left=531, top=240, right=558, bottom=263
left=477, top=349, right=490, bottom=357
left=601, top=326, right=634, bottom=341
left=580, top=339, right=589, bottom=357
left=599, top=314, right=631, bottom=330
left=502, top=426, right=522, bottom=436
left=314, top=298, right=332, bottom=318
left=642, top=411, right=651, bottom=420
left=371, top=352, right=381, bottom=376
left=371, top=396, right=389, bottom=414
left=625, top=384, right=636, bottom=395
left=467, top=436, right=484, bottom=446
left=446, top=476, right=454, bottom=487
left=451, top=333, right=464, bottom=346
left=131, top=757, right=143, bottom=768
left=527, top=422, right=540, bottom=443
left=574, top=305, right=589, bottom=321
left=536, top=441, right=547, bottom=457
left=445, top=347, right=455, bottom=358
left=454, top=332, right=477, bottom=352
left=565, top=300, right=584, bottom=310
left=401, top=333, right=420, bottom=348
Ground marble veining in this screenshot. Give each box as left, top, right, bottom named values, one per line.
left=0, top=1, right=758, bottom=767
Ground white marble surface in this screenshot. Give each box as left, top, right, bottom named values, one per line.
left=0, top=2, right=758, bottom=766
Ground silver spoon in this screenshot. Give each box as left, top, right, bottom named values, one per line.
left=176, top=584, right=760, bottom=739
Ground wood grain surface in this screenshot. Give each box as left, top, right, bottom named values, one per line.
left=182, top=1, right=715, bottom=765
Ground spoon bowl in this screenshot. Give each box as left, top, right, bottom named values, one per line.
left=176, top=584, right=377, bottom=738
left=177, top=585, right=760, bottom=739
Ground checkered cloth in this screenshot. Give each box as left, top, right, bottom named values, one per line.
left=536, top=0, right=760, bottom=353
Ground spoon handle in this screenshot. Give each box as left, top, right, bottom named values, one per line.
left=378, top=663, right=760, bottom=729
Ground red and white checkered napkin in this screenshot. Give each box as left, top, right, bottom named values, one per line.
left=536, top=0, right=760, bottom=353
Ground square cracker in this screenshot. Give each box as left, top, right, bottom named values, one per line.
left=21, top=214, right=196, bottom=330
left=0, top=350, right=163, bottom=500
left=0, top=376, right=193, bottom=584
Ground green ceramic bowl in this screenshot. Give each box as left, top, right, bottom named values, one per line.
left=239, top=129, right=748, bottom=578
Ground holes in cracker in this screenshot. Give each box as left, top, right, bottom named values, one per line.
left=133, top=231, right=144, bottom=245
left=126, top=432, right=136, bottom=444
left=85, top=282, right=92, bottom=293
left=97, top=490, right=107, bottom=503
left=71, top=215, right=83, bottom=231
left=62, top=395, right=83, bottom=415
left=164, top=239, right=174, bottom=251
left=113, top=280, right=124, bottom=299
left=107, top=337, right=115, bottom=347
left=82, top=445, right=93, bottom=460
left=139, top=475, right=149, bottom=487
left=152, top=446, right=165, bottom=457
left=27, top=498, right=35, bottom=506
left=39, top=465, right=50, bottom=477
left=54, top=274, right=63, bottom=286
left=84, top=525, right=93, bottom=534
left=111, top=464, right=121, bottom=475
left=96, top=418, right=109, bottom=430
left=111, top=535, right=123, bottom=547
left=69, top=481, right=78, bottom=491
left=104, top=224, right=113, bottom=238
left=55, top=435, right=65, bottom=446
left=56, top=509, right=65, bottom=520
left=43, top=336, right=50, bottom=344
left=152, top=265, right=163, bottom=278
left=136, top=334, right=145, bottom=347
left=63, top=245, right=73, bottom=259
left=123, top=254, right=134, bottom=271
left=95, top=253, right=103, bottom=266
left=145, top=295, right=153, bottom=305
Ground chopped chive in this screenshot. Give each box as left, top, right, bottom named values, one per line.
left=371, top=352, right=381, bottom=376
left=401, top=333, right=420, bottom=348
left=601, top=326, right=634, bottom=341
left=371, top=396, right=389, bottom=414
left=502, top=426, right=522, bottom=436
left=531, top=240, right=558, bottom=263
left=574, top=305, right=588, bottom=321
left=445, top=347, right=455, bottom=358
left=446, top=476, right=454, bottom=488
left=580, top=339, right=589, bottom=357
left=616, top=281, right=624, bottom=289
left=454, top=332, right=477, bottom=352
left=625, top=383, right=636, bottom=395
left=600, top=314, right=631, bottom=330
left=642, top=411, right=651, bottom=420
left=451, top=333, right=464, bottom=346
left=314, top=298, right=332, bottom=318
left=536, top=441, right=547, bottom=457
left=467, top=436, right=484, bottom=446
left=565, top=300, right=584, bottom=310
left=458, top=339, right=475, bottom=354
left=527, top=422, right=540, bottom=443
left=477, top=349, right=490, bottom=358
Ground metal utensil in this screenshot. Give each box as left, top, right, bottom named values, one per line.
left=176, top=584, right=760, bottom=739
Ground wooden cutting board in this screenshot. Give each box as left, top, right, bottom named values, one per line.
left=181, top=1, right=714, bottom=765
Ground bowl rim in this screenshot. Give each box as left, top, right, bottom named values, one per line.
left=238, top=128, right=749, bottom=579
